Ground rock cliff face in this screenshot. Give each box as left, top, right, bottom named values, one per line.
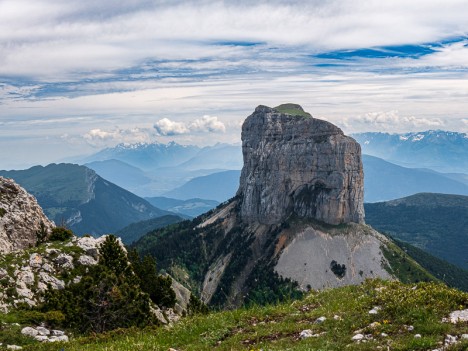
left=238, top=105, right=364, bottom=225
left=134, top=104, right=427, bottom=309
left=0, top=177, right=54, bottom=254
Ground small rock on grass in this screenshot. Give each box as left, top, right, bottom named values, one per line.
left=368, top=306, right=381, bottom=315
left=315, top=316, right=326, bottom=323
left=352, top=333, right=364, bottom=341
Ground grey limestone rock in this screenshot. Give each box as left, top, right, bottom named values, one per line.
left=54, top=253, right=74, bottom=269
left=29, top=253, right=43, bottom=269
left=38, top=272, right=65, bottom=290
left=78, top=254, right=97, bottom=266
left=237, top=105, right=364, bottom=225
left=21, top=327, right=38, bottom=337
left=36, top=326, right=50, bottom=336
left=0, top=177, right=54, bottom=254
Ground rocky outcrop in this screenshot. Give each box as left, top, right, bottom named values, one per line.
left=238, top=105, right=364, bottom=225
left=0, top=177, right=54, bottom=254
left=134, top=104, right=429, bottom=309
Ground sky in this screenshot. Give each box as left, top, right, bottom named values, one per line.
left=1, top=0, right=467, bottom=169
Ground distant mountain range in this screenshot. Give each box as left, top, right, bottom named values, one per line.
left=365, top=193, right=468, bottom=270
left=81, top=132, right=468, bottom=201
left=158, top=156, right=468, bottom=203
left=363, top=155, right=468, bottom=202
left=353, top=130, right=468, bottom=173
left=145, top=197, right=219, bottom=218
left=0, top=164, right=172, bottom=236
left=83, top=142, right=242, bottom=197
left=162, top=170, right=241, bottom=202
left=83, top=141, right=201, bottom=170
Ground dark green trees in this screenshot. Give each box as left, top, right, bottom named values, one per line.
left=42, top=235, right=153, bottom=333
left=128, top=249, right=176, bottom=308
left=49, top=227, right=74, bottom=242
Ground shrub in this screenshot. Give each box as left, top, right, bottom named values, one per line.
left=49, top=227, right=74, bottom=241
left=35, top=221, right=48, bottom=246
left=330, top=260, right=346, bottom=278
left=0, top=207, right=6, bottom=217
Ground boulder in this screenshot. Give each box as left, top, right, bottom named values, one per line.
left=38, top=272, right=65, bottom=290
left=36, top=326, right=50, bottom=336
left=21, top=327, right=38, bottom=337
left=55, top=253, right=74, bottom=269
left=29, top=253, right=43, bottom=269
left=447, top=309, right=468, bottom=323
left=78, top=255, right=97, bottom=266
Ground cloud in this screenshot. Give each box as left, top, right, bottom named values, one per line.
left=338, top=111, right=446, bottom=133
left=154, top=116, right=226, bottom=135
left=83, top=127, right=158, bottom=146
left=153, top=118, right=189, bottom=136
left=189, top=115, right=226, bottom=133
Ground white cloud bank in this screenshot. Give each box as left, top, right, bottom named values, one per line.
left=154, top=116, right=225, bottom=136
left=83, top=127, right=158, bottom=146
left=337, top=110, right=447, bottom=133
left=82, top=115, right=226, bottom=146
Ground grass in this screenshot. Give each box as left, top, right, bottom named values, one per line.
left=274, top=104, right=311, bottom=118
left=8, top=279, right=467, bottom=351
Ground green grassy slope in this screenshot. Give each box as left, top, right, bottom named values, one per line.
left=365, top=193, right=468, bottom=270
left=16, top=280, right=468, bottom=351
left=274, top=103, right=312, bottom=117
left=390, top=238, right=468, bottom=292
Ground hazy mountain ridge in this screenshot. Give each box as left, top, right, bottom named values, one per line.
left=83, top=141, right=201, bottom=170
left=353, top=130, right=468, bottom=173
left=83, top=142, right=242, bottom=197
left=0, top=164, right=172, bottom=236
left=363, top=155, right=468, bottom=202
left=163, top=170, right=241, bottom=202
left=365, top=193, right=468, bottom=270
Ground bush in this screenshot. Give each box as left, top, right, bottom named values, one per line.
left=14, top=310, right=65, bottom=325
left=0, top=208, right=6, bottom=217
left=35, top=221, right=48, bottom=246
left=49, top=227, right=74, bottom=241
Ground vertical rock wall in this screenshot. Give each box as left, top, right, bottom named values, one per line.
left=237, top=105, right=364, bottom=225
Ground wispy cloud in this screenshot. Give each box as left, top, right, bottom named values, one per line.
left=1, top=0, right=468, bottom=168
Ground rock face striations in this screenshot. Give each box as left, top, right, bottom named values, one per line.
left=238, top=104, right=364, bottom=225
left=0, top=177, right=54, bottom=254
